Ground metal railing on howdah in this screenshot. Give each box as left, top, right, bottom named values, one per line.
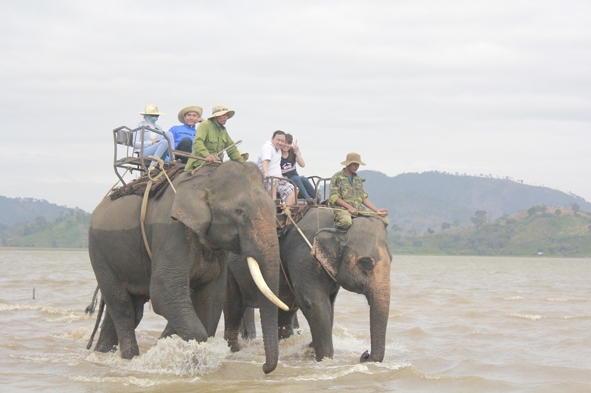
left=264, top=176, right=331, bottom=206
left=112, top=125, right=176, bottom=185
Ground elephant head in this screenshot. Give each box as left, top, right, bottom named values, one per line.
left=311, top=216, right=391, bottom=362
left=171, top=161, right=286, bottom=373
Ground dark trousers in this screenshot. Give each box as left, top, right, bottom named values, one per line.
left=176, top=137, right=193, bottom=163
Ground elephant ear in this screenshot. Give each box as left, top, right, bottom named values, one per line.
left=311, top=228, right=346, bottom=278
left=170, top=175, right=212, bottom=241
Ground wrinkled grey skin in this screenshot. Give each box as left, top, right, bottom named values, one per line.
left=224, top=208, right=391, bottom=362
left=88, top=161, right=282, bottom=374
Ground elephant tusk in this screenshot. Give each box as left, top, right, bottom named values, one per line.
left=247, top=257, right=289, bottom=311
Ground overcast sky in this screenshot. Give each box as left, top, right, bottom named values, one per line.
left=1, top=1, right=589, bottom=212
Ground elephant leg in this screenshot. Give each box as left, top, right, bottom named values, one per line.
left=224, top=272, right=246, bottom=352
left=94, top=308, right=118, bottom=353
left=151, top=271, right=208, bottom=343
left=293, top=312, right=300, bottom=330
left=98, top=274, right=140, bottom=359
left=329, top=291, right=338, bottom=331
left=278, top=309, right=297, bottom=340
left=133, top=295, right=148, bottom=328
left=240, top=307, right=257, bottom=340
left=160, top=322, right=177, bottom=339
left=191, top=270, right=227, bottom=337
left=299, top=296, right=334, bottom=361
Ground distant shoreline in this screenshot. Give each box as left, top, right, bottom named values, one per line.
left=0, top=247, right=88, bottom=251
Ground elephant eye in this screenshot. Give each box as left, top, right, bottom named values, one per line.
left=358, top=257, right=375, bottom=272
left=235, top=209, right=246, bottom=217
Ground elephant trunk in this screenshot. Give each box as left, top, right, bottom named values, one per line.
left=361, top=279, right=390, bottom=363
left=259, top=296, right=279, bottom=374
left=241, top=224, right=282, bottom=374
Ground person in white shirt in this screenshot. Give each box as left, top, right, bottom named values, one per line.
left=256, top=130, right=296, bottom=205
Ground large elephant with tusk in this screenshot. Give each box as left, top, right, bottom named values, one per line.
left=88, top=161, right=287, bottom=374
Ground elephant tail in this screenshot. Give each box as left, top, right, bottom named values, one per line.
left=85, top=285, right=100, bottom=315
left=86, top=297, right=105, bottom=350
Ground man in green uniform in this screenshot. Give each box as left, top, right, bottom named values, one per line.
left=328, top=152, right=389, bottom=230
left=185, top=104, right=244, bottom=171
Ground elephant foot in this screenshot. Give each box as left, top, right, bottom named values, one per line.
left=224, top=330, right=241, bottom=352
left=278, top=325, right=294, bottom=340
left=359, top=350, right=384, bottom=362
left=228, top=341, right=241, bottom=352
left=360, top=350, right=373, bottom=362
left=94, top=343, right=117, bottom=353
left=120, top=345, right=140, bottom=359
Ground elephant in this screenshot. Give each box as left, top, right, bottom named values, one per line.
left=88, top=161, right=288, bottom=374
left=224, top=207, right=392, bottom=362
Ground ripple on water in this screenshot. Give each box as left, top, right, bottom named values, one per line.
left=503, top=296, right=523, bottom=301
left=547, top=297, right=588, bottom=303
left=506, top=313, right=545, bottom=321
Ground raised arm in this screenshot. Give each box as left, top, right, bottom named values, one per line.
left=292, top=140, right=306, bottom=167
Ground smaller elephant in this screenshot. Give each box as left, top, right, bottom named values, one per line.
left=224, top=208, right=392, bottom=362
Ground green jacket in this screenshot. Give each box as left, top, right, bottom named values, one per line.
left=184, top=119, right=243, bottom=171
left=328, top=169, right=369, bottom=211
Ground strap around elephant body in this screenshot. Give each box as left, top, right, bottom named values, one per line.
left=140, top=180, right=153, bottom=259
left=280, top=204, right=337, bottom=283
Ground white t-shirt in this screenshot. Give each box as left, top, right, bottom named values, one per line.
left=256, top=141, right=281, bottom=177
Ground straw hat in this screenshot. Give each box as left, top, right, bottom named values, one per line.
left=178, top=106, right=204, bottom=123
left=208, top=104, right=235, bottom=119
left=239, top=150, right=249, bottom=161
left=340, top=152, right=366, bottom=166
left=138, top=104, right=164, bottom=116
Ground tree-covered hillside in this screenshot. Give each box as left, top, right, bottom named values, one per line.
left=389, top=206, right=591, bottom=257
left=2, top=170, right=590, bottom=249
left=0, top=196, right=74, bottom=228
left=0, top=196, right=91, bottom=248
left=1, top=208, right=91, bottom=248
left=360, top=170, right=590, bottom=234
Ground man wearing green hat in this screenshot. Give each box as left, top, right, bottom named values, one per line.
left=185, top=104, right=244, bottom=171
left=328, top=152, right=389, bottom=230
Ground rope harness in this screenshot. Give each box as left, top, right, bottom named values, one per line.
left=279, top=204, right=338, bottom=284
left=139, top=156, right=177, bottom=258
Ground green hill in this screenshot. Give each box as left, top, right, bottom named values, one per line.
left=0, top=196, right=73, bottom=228
left=360, top=170, right=590, bottom=234
left=389, top=206, right=591, bottom=257
left=1, top=209, right=90, bottom=248
left=2, top=170, right=590, bottom=249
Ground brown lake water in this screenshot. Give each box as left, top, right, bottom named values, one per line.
left=0, top=249, right=590, bottom=392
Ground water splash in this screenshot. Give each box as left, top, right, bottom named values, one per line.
left=126, top=336, right=230, bottom=376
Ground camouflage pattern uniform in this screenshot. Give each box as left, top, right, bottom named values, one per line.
left=328, top=169, right=389, bottom=230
